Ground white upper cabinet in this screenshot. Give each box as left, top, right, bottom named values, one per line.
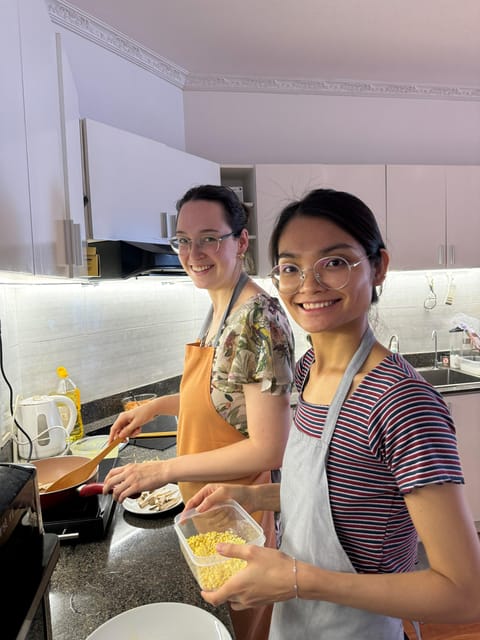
left=17, top=0, right=69, bottom=277
left=386, top=165, right=480, bottom=270
left=82, top=119, right=220, bottom=243
left=0, top=0, right=83, bottom=277
left=255, top=164, right=386, bottom=277
left=0, top=0, right=34, bottom=273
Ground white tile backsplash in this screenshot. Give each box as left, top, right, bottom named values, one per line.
left=0, top=277, right=209, bottom=408
left=374, top=269, right=480, bottom=353
left=0, top=269, right=479, bottom=420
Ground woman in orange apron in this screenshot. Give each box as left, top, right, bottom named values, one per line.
left=104, top=184, right=295, bottom=640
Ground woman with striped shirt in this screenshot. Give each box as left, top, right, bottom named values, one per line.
left=186, top=188, right=480, bottom=639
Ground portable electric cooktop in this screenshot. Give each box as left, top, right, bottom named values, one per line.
left=41, top=458, right=117, bottom=543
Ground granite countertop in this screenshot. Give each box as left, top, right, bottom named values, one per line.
left=48, top=440, right=235, bottom=639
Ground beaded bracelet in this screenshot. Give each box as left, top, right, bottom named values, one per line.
left=292, top=556, right=298, bottom=599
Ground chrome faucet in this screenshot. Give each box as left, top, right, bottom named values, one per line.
left=432, top=330, right=438, bottom=368
left=388, top=334, right=400, bottom=353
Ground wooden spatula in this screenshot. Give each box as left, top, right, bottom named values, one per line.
left=45, top=437, right=124, bottom=493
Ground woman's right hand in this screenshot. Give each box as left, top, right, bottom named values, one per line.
left=108, top=402, right=156, bottom=443
left=183, top=483, right=257, bottom=515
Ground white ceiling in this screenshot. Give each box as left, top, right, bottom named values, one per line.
left=56, top=0, right=480, bottom=90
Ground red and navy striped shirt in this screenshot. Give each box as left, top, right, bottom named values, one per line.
left=294, top=351, right=463, bottom=574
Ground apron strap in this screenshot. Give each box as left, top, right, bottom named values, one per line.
left=322, top=327, right=376, bottom=447
left=199, top=271, right=249, bottom=347
left=198, top=308, right=213, bottom=343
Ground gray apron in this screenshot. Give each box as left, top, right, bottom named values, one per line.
left=270, top=328, right=406, bottom=640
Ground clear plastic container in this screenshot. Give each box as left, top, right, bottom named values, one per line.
left=174, top=500, right=265, bottom=591
left=449, top=328, right=464, bottom=369
left=56, top=366, right=84, bottom=442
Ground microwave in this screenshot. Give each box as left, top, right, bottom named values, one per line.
left=0, top=463, right=46, bottom=639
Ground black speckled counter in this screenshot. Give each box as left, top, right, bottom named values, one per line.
left=48, top=440, right=235, bottom=639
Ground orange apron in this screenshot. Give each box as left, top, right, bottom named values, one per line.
left=177, top=274, right=274, bottom=640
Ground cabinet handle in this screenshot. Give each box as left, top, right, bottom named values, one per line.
left=448, top=244, right=455, bottom=266
left=438, top=245, right=445, bottom=266
left=63, top=220, right=83, bottom=266
left=63, top=219, right=74, bottom=266
left=73, top=223, right=83, bottom=266
left=159, top=212, right=167, bottom=238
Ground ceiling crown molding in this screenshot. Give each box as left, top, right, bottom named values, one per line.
left=185, top=74, right=480, bottom=101
left=47, top=0, right=188, bottom=88
left=48, top=0, right=480, bottom=102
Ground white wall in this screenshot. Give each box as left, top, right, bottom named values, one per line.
left=56, top=26, right=186, bottom=150
left=183, top=91, right=480, bottom=164
left=53, top=28, right=480, bottom=166
left=52, top=7, right=480, bottom=166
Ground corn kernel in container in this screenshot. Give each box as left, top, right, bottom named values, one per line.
left=187, top=531, right=247, bottom=591
left=174, top=500, right=265, bottom=591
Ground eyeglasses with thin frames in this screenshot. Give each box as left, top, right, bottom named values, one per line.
left=169, top=232, right=235, bottom=255
left=270, top=255, right=371, bottom=294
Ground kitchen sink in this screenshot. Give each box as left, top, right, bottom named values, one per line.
left=416, top=367, right=480, bottom=388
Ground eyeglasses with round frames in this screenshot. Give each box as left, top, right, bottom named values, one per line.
left=169, top=232, right=235, bottom=255
left=269, top=255, right=371, bottom=294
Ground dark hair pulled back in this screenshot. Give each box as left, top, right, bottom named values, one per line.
left=269, top=188, right=386, bottom=303
left=176, top=184, right=249, bottom=236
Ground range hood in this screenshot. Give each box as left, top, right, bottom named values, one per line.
left=89, top=240, right=186, bottom=279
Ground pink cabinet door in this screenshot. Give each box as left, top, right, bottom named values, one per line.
left=256, top=164, right=386, bottom=278
left=446, top=165, right=480, bottom=268
left=386, top=165, right=446, bottom=270
left=448, top=393, right=480, bottom=524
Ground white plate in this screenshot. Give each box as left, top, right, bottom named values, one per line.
left=86, top=602, right=232, bottom=639
left=123, top=483, right=182, bottom=515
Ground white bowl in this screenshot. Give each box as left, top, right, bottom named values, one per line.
left=459, top=355, right=480, bottom=376
left=69, top=435, right=119, bottom=459
left=86, top=602, right=232, bottom=639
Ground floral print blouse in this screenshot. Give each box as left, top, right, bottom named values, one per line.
left=204, top=293, right=295, bottom=437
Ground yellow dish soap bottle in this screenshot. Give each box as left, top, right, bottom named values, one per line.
left=56, top=366, right=84, bottom=442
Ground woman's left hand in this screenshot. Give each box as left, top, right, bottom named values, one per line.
left=201, top=544, right=297, bottom=609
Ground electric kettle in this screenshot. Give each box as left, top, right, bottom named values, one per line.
left=16, top=395, right=77, bottom=460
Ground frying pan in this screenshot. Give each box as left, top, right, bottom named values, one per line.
left=31, top=455, right=103, bottom=510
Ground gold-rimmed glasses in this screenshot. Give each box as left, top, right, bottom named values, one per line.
left=270, top=255, right=370, bottom=294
